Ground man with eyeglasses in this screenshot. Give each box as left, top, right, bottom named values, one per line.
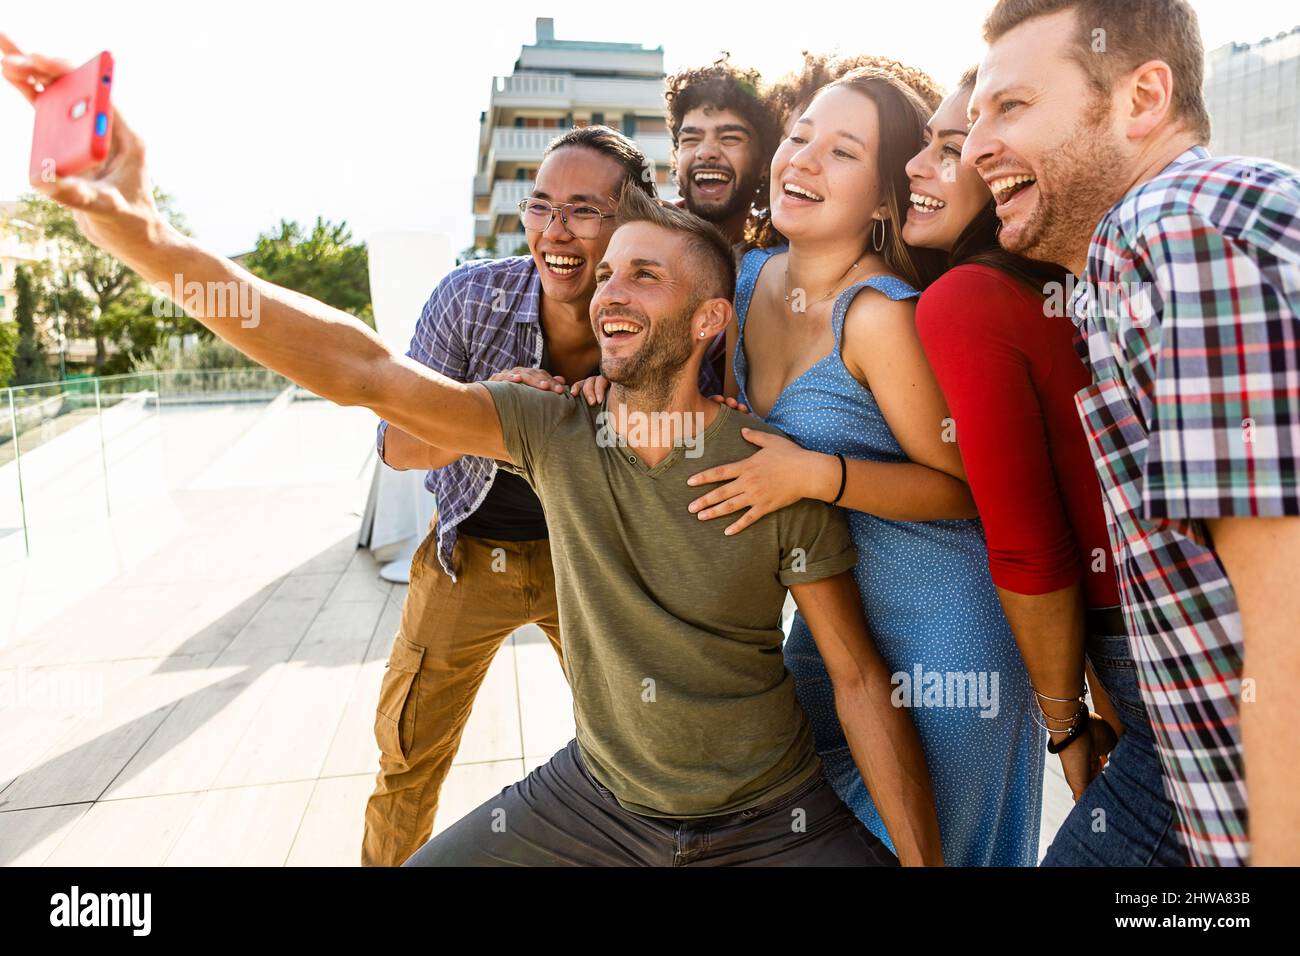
left=359, top=125, right=722, bottom=866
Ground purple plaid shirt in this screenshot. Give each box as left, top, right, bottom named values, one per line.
left=1071, top=146, right=1300, bottom=865
left=378, top=255, right=723, bottom=581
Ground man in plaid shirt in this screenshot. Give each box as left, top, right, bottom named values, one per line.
left=972, top=0, right=1300, bottom=865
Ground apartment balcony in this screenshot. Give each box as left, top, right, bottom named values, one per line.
left=571, top=74, right=665, bottom=111
left=490, top=179, right=535, bottom=218
left=473, top=171, right=491, bottom=198
left=490, top=72, right=573, bottom=109
left=474, top=216, right=493, bottom=240
left=634, top=132, right=672, bottom=165
left=494, top=232, right=528, bottom=258
left=0, top=239, right=45, bottom=263
left=489, top=72, right=666, bottom=113
left=517, top=44, right=663, bottom=79
left=490, top=127, right=564, bottom=163
left=486, top=127, right=670, bottom=169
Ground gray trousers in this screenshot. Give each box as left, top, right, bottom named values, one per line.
left=402, top=738, right=898, bottom=867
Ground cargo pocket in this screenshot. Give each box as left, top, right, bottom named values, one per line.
left=375, top=637, right=425, bottom=767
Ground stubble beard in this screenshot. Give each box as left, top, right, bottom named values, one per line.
left=601, top=304, right=696, bottom=409
left=1001, top=106, right=1130, bottom=268
left=685, top=165, right=762, bottom=226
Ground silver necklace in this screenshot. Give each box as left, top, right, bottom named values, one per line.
left=783, top=255, right=863, bottom=306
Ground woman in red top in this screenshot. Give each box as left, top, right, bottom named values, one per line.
left=899, top=63, right=1133, bottom=858
left=901, top=68, right=1197, bottom=866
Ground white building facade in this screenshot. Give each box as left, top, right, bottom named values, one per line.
left=472, top=18, right=676, bottom=258
left=0, top=201, right=46, bottom=329
left=1204, top=25, right=1300, bottom=169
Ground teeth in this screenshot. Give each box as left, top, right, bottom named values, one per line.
left=784, top=183, right=824, bottom=202
left=544, top=254, right=584, bottom=268
left=910, top=192, right=947, bottom=209
left=601, top=320, right=642, bottom=335
left=988, top=174, right=1036, bottom=199
left=692, top=170, right=730, bottom=183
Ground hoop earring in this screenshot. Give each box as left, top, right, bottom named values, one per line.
left=871, top=218, right=886, bottom=253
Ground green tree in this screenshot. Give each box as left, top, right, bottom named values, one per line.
left=10, top=265, right=49, bottom=386
left=457, top=242, right=495, bottom=265
left=0, top=316, right=15, bottom=388
left=17, top=191, right=199, bottom=374
left=243, top=218, right=373, bottom=326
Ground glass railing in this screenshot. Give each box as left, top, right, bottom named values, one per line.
left=1, top=368, right=300, bottom=558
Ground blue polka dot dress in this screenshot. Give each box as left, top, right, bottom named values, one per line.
left=734, top=246, right=1044, bottom=867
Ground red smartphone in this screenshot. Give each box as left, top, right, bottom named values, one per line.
left=29, top=50, right=114, bottom=184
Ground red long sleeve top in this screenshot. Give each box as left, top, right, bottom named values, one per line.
left=916, top=264, right=1120, bottom=609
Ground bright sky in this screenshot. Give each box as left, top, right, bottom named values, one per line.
left=2, top=0, right=1294, bottom=255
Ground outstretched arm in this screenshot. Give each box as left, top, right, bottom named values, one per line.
left=790, top=572, right=944, bottom=866
left=2, top=42, right=507, bottom=462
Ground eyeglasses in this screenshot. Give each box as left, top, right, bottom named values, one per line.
left=517, top=199, right=615, bottom=239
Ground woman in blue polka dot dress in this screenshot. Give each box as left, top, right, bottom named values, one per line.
left=686, top=69, right=1043, bottom=865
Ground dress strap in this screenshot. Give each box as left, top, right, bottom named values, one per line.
left=830, top=275, right=920, bottom=345
left=734, top=245, right=783, bottom=334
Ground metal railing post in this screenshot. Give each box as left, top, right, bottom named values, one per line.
left=93, top=377, right=111, bottom=517
left=7, top=388, right=30, bottom=557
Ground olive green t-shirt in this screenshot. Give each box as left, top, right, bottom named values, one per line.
left=480, top=380, right=858, bottom=819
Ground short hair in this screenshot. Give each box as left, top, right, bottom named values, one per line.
left=614, top=184, right=736, bottom=303
left=982, top=0, right=1211, bottom=143
left=543, top=125, right=658, bottom=200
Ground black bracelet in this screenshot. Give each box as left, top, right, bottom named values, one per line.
left=1046, top=705, right=1088, bottom=755
left=831, top=453, right=847, bottom=505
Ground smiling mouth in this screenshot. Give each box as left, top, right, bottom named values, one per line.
left=691, top=168, right=733, bottom=193
left=909, top=192, right=947, bottom=217
left=987, top=174, right=1037, bottom=206
left=543, top=252, right=585, bottom=277
left=599, top=318, right=644, bottom=340
left=782, top=182, right=824, bottom=202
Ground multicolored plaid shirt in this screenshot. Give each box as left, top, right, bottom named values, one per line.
left=1070, top=146, right=1300, bottom=866
left=377, top=255, right=723, bottom=581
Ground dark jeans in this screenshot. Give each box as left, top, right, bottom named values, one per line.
left=1040, top=624, right=1190, bottom=867
left=402, top=739, right=899, bottom=867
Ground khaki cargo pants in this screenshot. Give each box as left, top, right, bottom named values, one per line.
left=361, top=522, right=563, bottom=866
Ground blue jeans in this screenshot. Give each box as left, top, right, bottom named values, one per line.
left=1040, top=628, right=1190, bottom=867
